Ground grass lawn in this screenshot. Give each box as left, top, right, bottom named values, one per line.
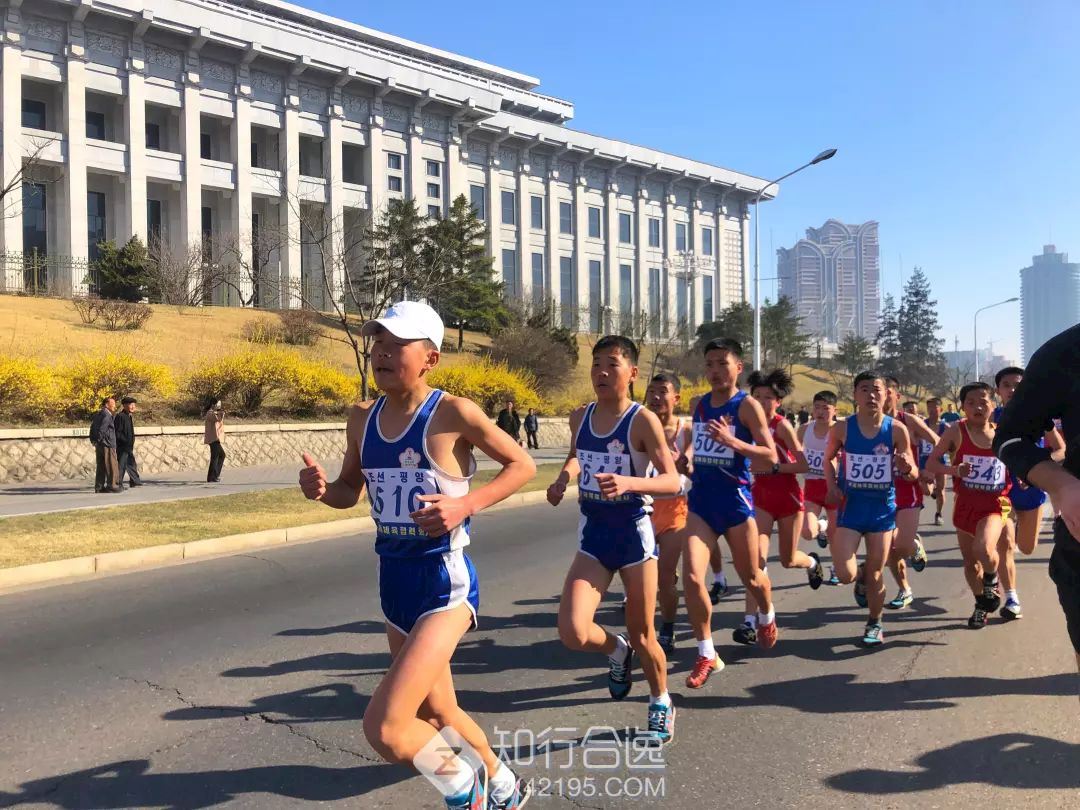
left=0, top=463, right=564, bottom=569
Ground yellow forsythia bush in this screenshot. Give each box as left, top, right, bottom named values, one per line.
left=290, top=363, right=360, bottom=415
left=428, top=358, right=540, bottom=416
left=59, top=353, right=176, bottom=418
left=0, top=355, right=60, bottom=421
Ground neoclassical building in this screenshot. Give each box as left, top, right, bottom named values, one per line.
left=1, top=0, right=773, bottom=334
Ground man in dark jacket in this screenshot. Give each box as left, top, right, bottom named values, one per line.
left=496, top=400, right=522, bottom=446
left=114, top=396, right=143, bottom=488
left=524, top=408, right=540, bottom=449
left=89, top=396, right=120, bottom=493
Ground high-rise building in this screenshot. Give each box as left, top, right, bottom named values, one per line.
left=1020, top=245, right=1080, bottom=363
left=777, top=219, right=880, bottom=343
left=0, top=0, right=772, bottom=336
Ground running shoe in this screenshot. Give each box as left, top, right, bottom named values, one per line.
left=886, top=590, right=913, bottom=610
left=854, top=577, right=868, bottom=609
left=910, top=535, right=928, bottom=573
left=1000, top=597, right=1023, bottom=621
left=709, top=579, right=729, bottom=604
left=826, top=566, right=841, bottom=586
left=817, top=517, right=830, bottom=549
left=808, top=552, right=825, bottom=590
left=657, top=623, right=676, bottom=656
left=646, top=700, right=676, bottom=744
left=446, top=771, right=486, bottom=810
left=980, top=581, right=1002, bottom=613
left=732, top=621, right=757, bottom=645
left=757, top=618, right=778, bottom=649
left=968, top=605, right=988, bottom=629
left=861, top=622, right=884, bottom=647
left=685, top=654, right=723, bottom=689
left=608, top=633, right=633, bottom=701
left=933, top=513, right=943, bottom=527
left=488, top=777, right=532, bottom=810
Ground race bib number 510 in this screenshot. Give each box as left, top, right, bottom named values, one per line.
left=365, top=468, right=439, bottom=533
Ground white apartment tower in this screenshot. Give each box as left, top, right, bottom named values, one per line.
left=1020, top=244, right=1080, bottom=363
left=0, top=0, right=773, bottom=334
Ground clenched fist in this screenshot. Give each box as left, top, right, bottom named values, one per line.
left=299, top=452, right=328, bottom=501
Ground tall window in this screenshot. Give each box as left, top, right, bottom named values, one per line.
left=22, top=183, right=47, bottom=257
left=648, top=217, right=661, bottom=248
left=501, top=190, right=516, bottom=225
left=502, top=249, right=518, bottom=298
left=250, top=140, right=260, bottom=168
left=531, top=195, right=544, bottom=229
left=559, top=201, right=573, bottom=234
left=200, top=132, right=212, bottom=160
left=146, top=199, right=162, bottom=243
left=86, top=111, right=106, bottom=141
left=589, top=259, right=603, bottom=332
left=587, top=206, right=601, bottom=238
left=470, top=184, right=486, bottom=220
left=428, top=204, right=441, bottom=219
left=22, top=99, right=46, bottom=130
left=531, top=252, right=545, bottom=308
left=388, top=176, right=403, bottom=192
left=619, top=263, right=633, bottom=318
left=427, top=161, right=441, bottom=177
left=675, top=222, right=687, bottom=252
left=560, top=256, right=575, bottom=328
left=87, top=191, right=107, bottom=260
left=648, top=267, right=661, bottom=324
left=618, top=212, right=633, bottom=244
left=387, top=153, right=403, bottom=171
left=702, top=227, right=714, bottom=256
left=146, top=122, right=161, bottom=150
left=427, top=183, right=440, bottom=199
left=702, top=274, right=714, bottom=322
left=676, top=274, right=688, bottom=327
left=387, top=153, right=404, bottom=193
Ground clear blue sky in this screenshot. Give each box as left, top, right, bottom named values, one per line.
left=309, top=0, right=1080, bottom=363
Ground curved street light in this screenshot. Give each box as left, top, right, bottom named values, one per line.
left=973, top=296, right=1019, bottom=381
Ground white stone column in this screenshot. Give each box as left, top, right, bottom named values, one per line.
left=635, top=184, right=648, bottom=333
left=689, top=194, right=704, bottom=331
left=715, top=202, right=727, bottom=312
left=124, top=49, right=147, bottom=246
left=366, top=96, right=387, bottom=219
left=325, top=90, right=346, bottom=312
left=485, top=153, right=499, bottom=276
left=231, top=69, right=253, bottom=307
left=446, top=118, right=466, bottom=208
left=179, top=58, right=203, bottom=264
left=407, top=108, right=424, bottom=203
left=545, top=163, right=561, bottom=315
left=741, top=202, right=752, bottom=304
left=662, top=185, right=677, bottom=335
left=280, top=82, right=302, bottom=308
left=573, top=171, right=588, bottom=332
left=63, top=33, right=89, bottom=295
left=604, top=173, right=619, bottom=333
left=516, top=157, right=530, bottom=307
left=0, top=18, right=24, bottom=286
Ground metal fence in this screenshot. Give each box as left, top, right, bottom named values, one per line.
left=1, top=251, right=99, bottom=298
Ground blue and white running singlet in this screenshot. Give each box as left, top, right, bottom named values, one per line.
left=837, top=414, right=897, bottom=534
left=688, top=391, right=755, bottom=535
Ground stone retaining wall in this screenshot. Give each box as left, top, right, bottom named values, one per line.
left=0, top=418, right=573, bottom=484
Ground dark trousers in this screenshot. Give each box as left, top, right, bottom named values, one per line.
left=526, top=429, right=539, bottom=449
left=207, top=441, right=226, bottom=482
left=94, top=444, right=120, bottom=491
left=117, top=446, right=142, bottom=486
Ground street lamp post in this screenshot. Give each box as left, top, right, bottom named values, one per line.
left=973, top=297, right=1018, bottom=381
left=752, top=148, right=837, bottom=370
left=664, top=251, right=715, bottom=348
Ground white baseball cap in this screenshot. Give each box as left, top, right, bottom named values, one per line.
left=361, top=300, right=444, bottom=349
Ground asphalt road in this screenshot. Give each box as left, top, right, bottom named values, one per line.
left=0, top=449, right=568, bottom=518
left=0, top=497, right=1077, bottom=809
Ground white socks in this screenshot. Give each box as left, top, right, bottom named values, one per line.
left=698, top=638, right=716, bottom=659
left=1006, top=589, right=1019, bottom=601
left=489, top=762, right=516, bottom=803
left=758, top=608, right=775, bottom=627
left=713, top=571, right=727, bottom=588
left=651, top=691, right=672, bottom=707
left=744, top=613, right=758, bottom=628
left=608, top=633, right=629, bottom=664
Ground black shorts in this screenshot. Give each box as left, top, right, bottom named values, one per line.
left=1049, top=538, right=1080, bottom=655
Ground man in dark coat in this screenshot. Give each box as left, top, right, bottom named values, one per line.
left=115, top=396, right=143, bottom=488
left=496, top=400, right=522, bottom=446
left=89, top=396, right=120, bottom=493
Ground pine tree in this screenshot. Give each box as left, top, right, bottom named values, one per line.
left=96, top=236, right=150, bottom=302
left=762, top=295, right=813, bottom=373
left=694, top=300, right=753, bottom=352
left=896, top=267, right=947, bottom=397
left=876, top=293, right=902, bottom=377
left=831, top=331, right=875, bottom=406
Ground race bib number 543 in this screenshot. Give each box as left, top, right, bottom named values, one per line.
left=961, top=454, right=1006, bottom=492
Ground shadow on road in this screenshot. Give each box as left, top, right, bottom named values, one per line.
left=825, top=733, right=1079, bottom=793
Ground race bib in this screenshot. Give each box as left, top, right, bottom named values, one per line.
left=578, top=448, right=631, bottom=501
left=365, top=468, right=439, bottom=533
left=805, top=447, right=825, bottom=477
left=692, top=422, right=736, bottom=467
left=918, top=439, right=934, bottom=458
left=961, top=454, right=1006, bottom=492
left=844, top=451, right=892, bottom=489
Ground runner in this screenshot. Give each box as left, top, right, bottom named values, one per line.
left=823, top=371, right=917, bottom=646
left=680, top=338, right=779, bottom=688
left=298, top=301, right=536, bottom=810
left=926, top=397, right=948, bottom=525
left=927, top=381, right=1010, bottom=629
left=746, top=369, right=824, bottom=640
left=643, top=373, right=692, bottom=655
left=992, top=366, right=1067, bottom=620
left=546, top=336, right=682, bottom=743
left=882, top=378, right=933, bottom=611
left=799, top=390, right=839, bottom=548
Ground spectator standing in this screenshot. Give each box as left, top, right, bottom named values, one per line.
left=89, top=396, right=120, bottom=493
left=496, top=400, right=522, bottom=446
left=204, top=399, right=226, bottom=483
left=797, top=406, right=810, bottom=426
left=524, top=408, right=540, bottom=449
left=114, top=396, right=143, bottom=488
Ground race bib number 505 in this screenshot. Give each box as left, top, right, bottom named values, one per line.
left=844, top=451, right=892, bottom=489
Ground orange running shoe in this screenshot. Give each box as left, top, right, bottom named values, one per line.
left=685, top=654, right=724, bottom=689
left=757, top=619, right=778, bottom=649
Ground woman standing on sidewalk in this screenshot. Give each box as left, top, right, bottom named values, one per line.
left=204, top=399, right=226, bottom=483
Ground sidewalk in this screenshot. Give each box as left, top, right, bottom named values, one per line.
left=0, top=448, right=568, bottom=518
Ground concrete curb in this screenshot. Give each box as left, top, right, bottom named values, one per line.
left=0, top=486, right=575, bottom=591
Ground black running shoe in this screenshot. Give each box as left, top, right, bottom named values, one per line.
left=968, top=605, right=988, bottom=629
left=657, top=623, right=675, bottom=656
left=981, top=581, right=1001, bottom=613
left=732, top=621, right=757, bottom=645
left=608, top=633, right=633, bottom=701
left=709, top=580, right=729, bottom=604
left=808, top=552, right=825, bottom=590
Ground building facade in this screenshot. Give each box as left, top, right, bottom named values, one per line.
left=1020, top=244, right=1080, bottom=364
left=0, top=0, right=772, bottom=335
left=777, top=219, right=880, bottom=343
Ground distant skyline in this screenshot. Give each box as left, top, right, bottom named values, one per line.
left=305, top=0, right=1080, bottom=364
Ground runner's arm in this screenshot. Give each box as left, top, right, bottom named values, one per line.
left=892, top=422, right=917, bottom=480
left=448, top=396, right=537, bottom=515
left=306, top=404, right=369, bottom=509
left=617, top=408, right=681, bottom=497
left=823, top=421, right=845, bottom=499
left=732, top=396, right=779, bottom=464
left=769, top=418, right=809, bottom=474
left=926, top=424, right=961, bottom=477
left=547, top=407, right=584, bottom=505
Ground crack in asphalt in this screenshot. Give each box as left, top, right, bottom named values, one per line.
left=237, top=554, right=291, bottom=577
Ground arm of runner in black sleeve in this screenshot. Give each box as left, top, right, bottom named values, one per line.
left=993, top=337, right=1064, bottom=485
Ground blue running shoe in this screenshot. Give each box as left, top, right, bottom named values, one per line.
left=446, top=771, right=486, bottom=810
left=1000, top=596, right=1023, bottom=621
left=488, top=776, right=532, bottom=809
left=646, top=700, right=676, bottom=744
left=608, top=633, right=633, bottom=701
left=861, top=622, right=884, bottom=647
left=886, top=590, right=913, bottom=610
left=910, top=534, right=928, bottom=573
left=826, top=566, right=841, bottom=586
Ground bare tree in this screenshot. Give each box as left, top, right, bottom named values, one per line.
left=144, top=235, right=225, bottom=310
left=212, top=223, right=288, bottom=309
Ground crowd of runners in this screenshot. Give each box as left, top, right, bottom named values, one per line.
left=298, top=301, right=1078, bottom=810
